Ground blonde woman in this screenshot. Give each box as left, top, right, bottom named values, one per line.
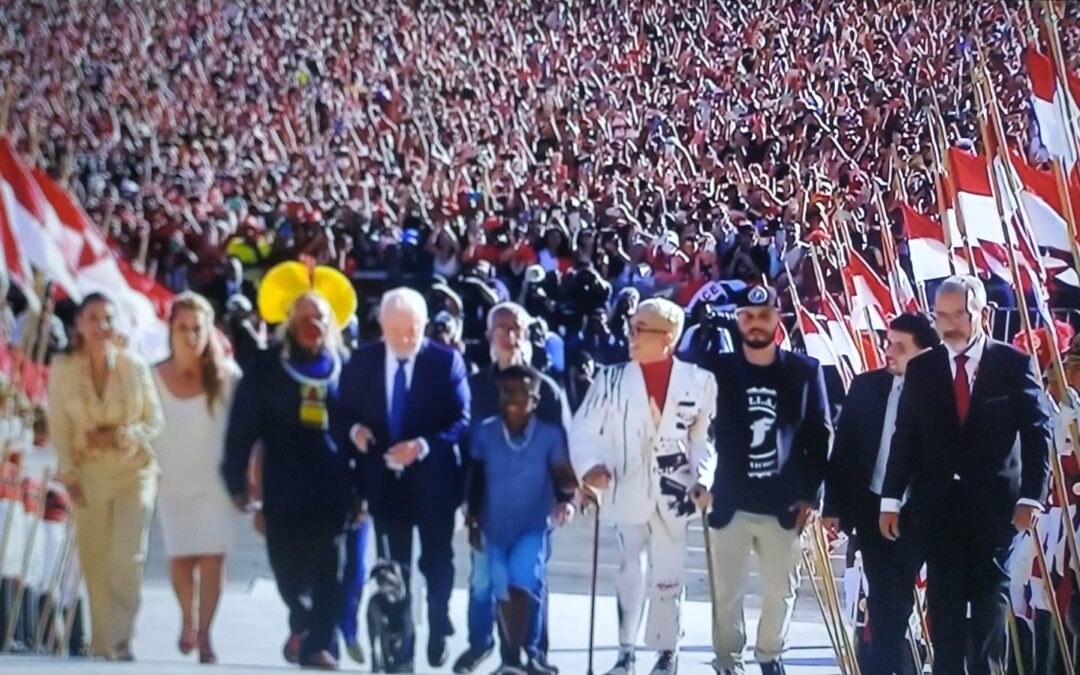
left=46, top=292, right=164, bottom=661
left=153, top=292, right=240, bottom=664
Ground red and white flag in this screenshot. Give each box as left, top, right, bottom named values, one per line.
left=899, top=202, right=970, bottom=281
left=948, top=146, right=1009, bottom=247
left=1026, top=48, right=1078, bottom=167
left=0, top=138, right=81, bottom=299
left=821, top=292, right=864, bottom=374
left=1008, top=150, right=1075, bottom=252
left=0, top=180, right=35, bottom=310
left=796, top=305, right=839, bottom=367
left=841, top=249, right=895, bottom=330
left=32, top=170, right=169, bottom=359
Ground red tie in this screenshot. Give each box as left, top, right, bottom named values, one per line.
left=954, top=354, right=971, bottom=425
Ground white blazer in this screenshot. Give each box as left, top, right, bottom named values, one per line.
left=570, top=358, right=717, bottom=524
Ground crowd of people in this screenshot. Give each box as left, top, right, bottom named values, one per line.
left=4, top=0, right=1080, bottom=352
left=3, top=0, right=1080, bottom=673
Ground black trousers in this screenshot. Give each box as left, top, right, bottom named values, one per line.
left=924, top=486, right=1012, bottom=675
left=265, top=515, right=347, bottom=661
left=854, top=497, right=923, bottom=675
left=374, top=500, right=457, bottom=640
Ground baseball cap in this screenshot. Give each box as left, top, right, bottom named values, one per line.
left=735, top=285, right=779, bottom=311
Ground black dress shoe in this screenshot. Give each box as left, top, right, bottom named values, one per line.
left=428, top=635, right=449, bottom=668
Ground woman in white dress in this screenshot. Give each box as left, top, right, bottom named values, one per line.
left=153, top=292, right=240, bottom=664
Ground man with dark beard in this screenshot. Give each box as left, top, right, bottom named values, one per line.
left=698, top=286, right=833, bottom=675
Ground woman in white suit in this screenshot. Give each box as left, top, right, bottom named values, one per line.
left=153, top=292, right=240, bottom=664
left=570, top=297, right=717, bottom=675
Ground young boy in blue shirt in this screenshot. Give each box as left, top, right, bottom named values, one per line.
left=466, top=365, right=578, bottom=675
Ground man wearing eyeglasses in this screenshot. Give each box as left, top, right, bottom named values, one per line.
left=571, top=297, right=717, bottom=675
left=699, top=285, right=833, bottom=675
left=879, top=275, right=1050, bottom=674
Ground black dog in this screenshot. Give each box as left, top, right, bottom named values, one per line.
left=366, top=559, right=415, bottom=673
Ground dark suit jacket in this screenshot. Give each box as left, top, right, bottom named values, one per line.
left=335, top=339, right=470, bottom=517
left=881, top=340, right=1050, bottom=547
left=823, top=368, right=894, bottom=531
left=701, top=349, right=833, bottom=530
left=223, top=349, right=353, bottom=524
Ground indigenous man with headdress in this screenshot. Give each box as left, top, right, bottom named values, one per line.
left=570, top=297, right=717, bottom=675
left=223, top=261, right=358, bottom=671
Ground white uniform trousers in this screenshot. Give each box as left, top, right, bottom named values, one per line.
left=708, top=510, right=801, bottom=668
left=613, top=506, right=688, bottom=651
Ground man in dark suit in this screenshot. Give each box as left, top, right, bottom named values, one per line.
left=880, top=275, right=1051, bottom=675
left=823, top=313, right=940, bottom=674
left=699, top=286, right=833, bottom=675
left=337, top=287, right=470, bottom=670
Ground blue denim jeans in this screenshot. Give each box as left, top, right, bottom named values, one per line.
left=486, top=530, right=548, bottom=658
left=467, top=532, right=552, bottom=656
left=339, top=520, right=370, bottom=645
left=467, top=546, right=497, bottom=652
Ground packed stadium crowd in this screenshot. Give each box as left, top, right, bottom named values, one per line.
left=3, top=0, right=1079, bottom=339
left=1, top=0, right=1080, bottom=673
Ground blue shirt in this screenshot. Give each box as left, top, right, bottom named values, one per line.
left=471, top=416, right=568, bottom=546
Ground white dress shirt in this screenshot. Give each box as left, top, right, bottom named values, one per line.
left=881, top=333, right=1041, bottom=513
left=870, top=376, right=904, bottom=495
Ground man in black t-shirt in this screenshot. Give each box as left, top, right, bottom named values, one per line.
left=698, top=286, right=832, bottom=675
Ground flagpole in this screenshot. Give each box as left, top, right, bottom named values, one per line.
left=969, top=53, right=1039, bottom=357
left=1023, top=0, right=1041, bottom=46
left=811, top=245, right=868, bottom=370
left=916, top=281, right=930, bottom=314
left=975, top=41, right=1080, bottom=599
left=921, top=103, right=959, bottom=276
left=972, top=47, right=1080, bottom=620
left=810, top=519, right=860, bottom=675
left=926, top=102, right=976, bottom=272
left=976, top=39, right=1052, bottom=286
left=1032, top=520, right=1076, bottom=675
left=785, top=261, right=852, bottom=390
left=1050, top=156, right=1080, bottom=285
left=871, top=187, right=905, bottom=313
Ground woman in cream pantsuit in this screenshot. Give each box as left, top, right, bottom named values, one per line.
left=46, top=293, right=164, bottom=660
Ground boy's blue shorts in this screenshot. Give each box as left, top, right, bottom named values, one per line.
left=486, top=529, right=549, bottom=600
